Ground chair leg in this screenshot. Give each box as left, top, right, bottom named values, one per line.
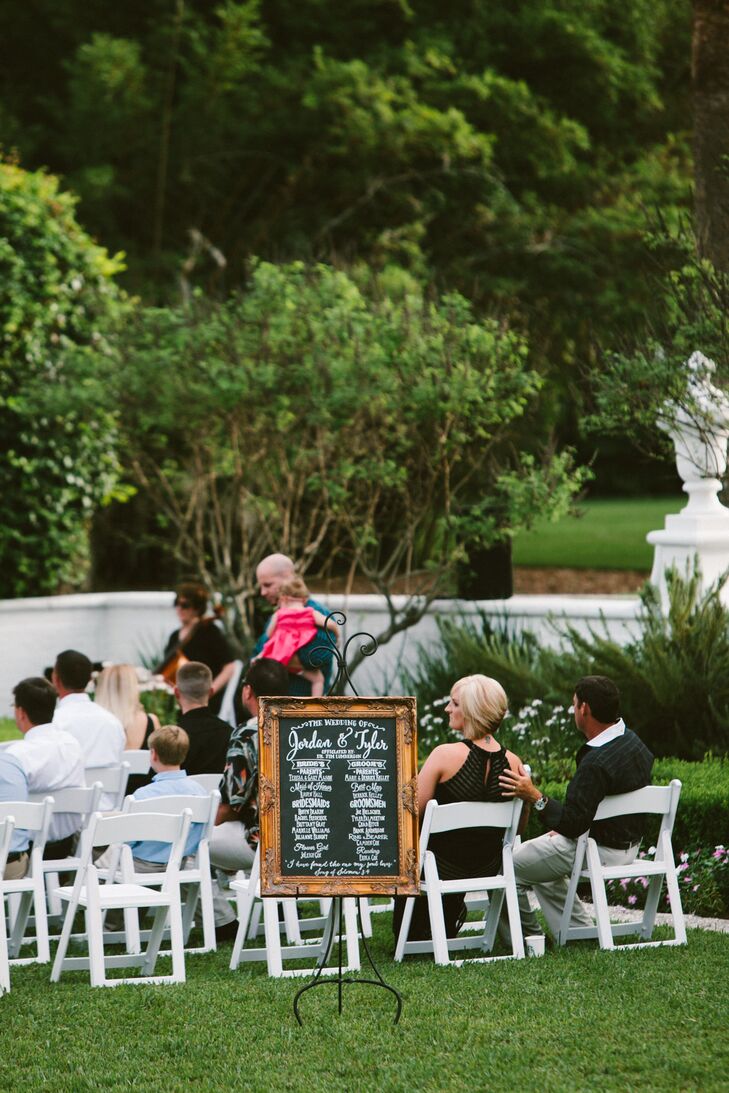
left=0, top=899, right=10, bottom=994
left=86, top=875, right=107, bottom=987
left=586, top=840, right=614, bottom=950
left=281, top=898, right=302, bottom=944
left=8, top=892, right=32, bottom=959
left=424, top=853, right=449, bottom=965
left=51, top=895, right=79, bottom=982
left=143, top=906, right=170, bottom=975
left=229, top=885, right=256, bottom=971
left=262, top=900, right=284, bottom=978
left=482, top=889, right=505, bottom=953
left=33, top=869, right=50, bottom=963
left=558, top=836, right=586, bottom=947
left=342, top=898, right=361, bottom=971
left=661, top=836, right=687, bottom=945
left=358, top=898, right=373, bottom=938
left=640, top=874, right=664, bottom=941
left=394, top=896, right=416, bottom=962
left=167, top=897, right=186, bottom=983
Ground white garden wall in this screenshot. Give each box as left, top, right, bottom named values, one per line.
left=0, top=590, right=643, bottom=717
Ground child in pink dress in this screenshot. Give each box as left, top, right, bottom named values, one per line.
left=257, top=576, right=337, bottom=696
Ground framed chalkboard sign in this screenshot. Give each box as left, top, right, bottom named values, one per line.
left=258, top=696, right=420, bottom=897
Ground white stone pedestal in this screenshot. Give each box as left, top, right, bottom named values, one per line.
left=647, top=478, right=729, bottom=604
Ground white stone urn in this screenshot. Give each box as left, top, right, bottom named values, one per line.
left=647, top=351, right=729, bottom=603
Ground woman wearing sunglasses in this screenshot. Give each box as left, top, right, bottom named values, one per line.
left=157, top=582, right=236, bottom=714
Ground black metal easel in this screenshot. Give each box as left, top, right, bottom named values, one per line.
left=291, top=612, right=403, bottom=1026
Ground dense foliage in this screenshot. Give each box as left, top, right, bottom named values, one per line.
left=0, top=161, right=128, bottom=596
left=0, top=2, right=693, bottom=393
left=406, top=569, right=729, bottom=760
left=113, top=259, right=586, bottom=647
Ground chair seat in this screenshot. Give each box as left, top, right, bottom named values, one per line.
left=55, top=884, right=174, bottom=909
left=585, top=859, right=667, bottom=882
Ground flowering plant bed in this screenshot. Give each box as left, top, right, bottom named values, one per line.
left=603, top=844, right=729, bottom=918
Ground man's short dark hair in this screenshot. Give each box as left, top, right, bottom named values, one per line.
left=574, top=675, right=621, bottom=725
left=13, top=677, right=57, bottom=725
left=245, top=658, right=290, bottom=699
left=54, top=649, right=93, bottom=691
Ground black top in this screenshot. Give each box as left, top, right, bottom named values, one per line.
left=540, top=727, right=654, bottom=848
left=162, top=619, right=234, bottom=713
left=429, top=741, right=511, bottom=880
left=126, top=714, right=156, bottom=794
left=178, top=706, right=232, bottom=776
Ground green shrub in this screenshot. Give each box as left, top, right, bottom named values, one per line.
left=410, top=569, right=729, bottom=760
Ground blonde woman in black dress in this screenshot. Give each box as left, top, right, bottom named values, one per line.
left=394, top=674, right=523, bottom=941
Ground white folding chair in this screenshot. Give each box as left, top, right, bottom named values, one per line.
left=218, top=660, right=244, bottom=728
left=395, top=798, right=525, bottom=966
left=28, top=783, right=103, bottom=918
left=189, top=773, right=224, bottom=795
left=122, top=750, right=151, bottom=777
left=558, top=779, right=687, bottom=950
left=0, top=817, right=16, bottom=994
left=228, top=848, right=360, bottom=978
left=121, top=792, right=220, bottom=953
left=84, top=762, right=131, bottom=811
left=51, top=808, right=191, bottom=987
left=0, top=798, right=52, bottom=965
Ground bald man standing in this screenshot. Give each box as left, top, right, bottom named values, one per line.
left=252, top=553, right=335, bottom=696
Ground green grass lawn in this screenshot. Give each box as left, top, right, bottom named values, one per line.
left=512, top=497, right=683, bottom=571
left=1, top=921, right=727, bottom=1091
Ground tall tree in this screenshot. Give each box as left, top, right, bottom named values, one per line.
left=692, top=0, right=729, bottom=271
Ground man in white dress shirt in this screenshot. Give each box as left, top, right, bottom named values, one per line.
left=7, top=677, right=86, bottom=857
left=51, top=649, right=125, bottom=810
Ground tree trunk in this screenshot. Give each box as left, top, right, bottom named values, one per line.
left=693, top=0, right=729, bottom=270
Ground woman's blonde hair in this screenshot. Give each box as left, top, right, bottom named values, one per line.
left=452, top=674, right=508, bottom=740
left=278, top=575, right=310, bottom=600
left=95, top=664, right=142, bottom=737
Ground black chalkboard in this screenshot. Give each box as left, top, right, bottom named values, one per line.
left=279, top=715, right=399, bottom=878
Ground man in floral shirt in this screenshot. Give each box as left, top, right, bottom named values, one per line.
left=211, top=657, right=289, bottom=939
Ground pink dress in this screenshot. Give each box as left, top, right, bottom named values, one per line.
left=260, top=607, right=319, bottom=666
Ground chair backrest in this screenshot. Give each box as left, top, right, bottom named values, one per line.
left=188, top=773, right=223, bottom=795
left=0, top=817, right=15, bottom=874
left=122, top=749, right=151, bottom=776
left=420, top=798, right=523, bottom=869
left=218, top=660, right=244, bottom=728
left=28, top=783, right=103, bottom=821
left=84, top=762, right=131, bottom=808
left=86, top=807, right=192, bottom=855
left=123, top=792, right=219, bottom=836
left=0, top=798, right=53, bottom=842
left=592, top=779, right=682, bottom=851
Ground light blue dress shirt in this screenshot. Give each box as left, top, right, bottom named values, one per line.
left=0, top=752, right=31, bottom=854
left=127, top=770, right=208, bottom=864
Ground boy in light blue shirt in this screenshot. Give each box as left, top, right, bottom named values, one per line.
left=127, top=725, right=209, bottom=866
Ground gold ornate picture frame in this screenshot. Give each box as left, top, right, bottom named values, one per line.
left=258, top=695, right=419, bottom=897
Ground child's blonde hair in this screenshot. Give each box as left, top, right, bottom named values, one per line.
left=278, top=575, right=310, bottom=600
left=149, top=725, right=190, bottom=765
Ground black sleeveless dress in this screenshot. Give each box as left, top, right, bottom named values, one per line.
left=393, top=741, right=511, bottom=942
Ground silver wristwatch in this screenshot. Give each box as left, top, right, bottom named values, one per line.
left=534, top=795, right=548, bottom=812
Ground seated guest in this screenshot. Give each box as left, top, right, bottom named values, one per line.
left=175, top=662, right=232, bottom=776
left=96, top=726, right=208, bottom=926
left=52, top=650, right=125, bottom=810
left=499, top=675, right=654, bottom=942
left=212, top=657, right=290, bottom=940
left=95, top=664, right=161, bottom=750
left=0, top=751, right=30, bottom=880
left=7, top=677, right=86, bottom=860
left=393, top=674, right=523, bottom=943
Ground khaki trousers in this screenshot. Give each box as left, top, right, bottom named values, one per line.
left=512, top=831, right=639, bottom=939
left=3, top=853, right=29, bottom=881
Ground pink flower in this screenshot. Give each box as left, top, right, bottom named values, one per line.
left=693, top=884, right=700, bottom=892
left=713, top=848, right=725, bottom=860
left=640, top=877, right=649, bottom=888
left=628, top=895, right=637, bottom=905
left=620, top=878, right=629, bottom=889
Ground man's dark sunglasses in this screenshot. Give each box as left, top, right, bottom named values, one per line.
left=174, top=598, right=191, bottom=608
